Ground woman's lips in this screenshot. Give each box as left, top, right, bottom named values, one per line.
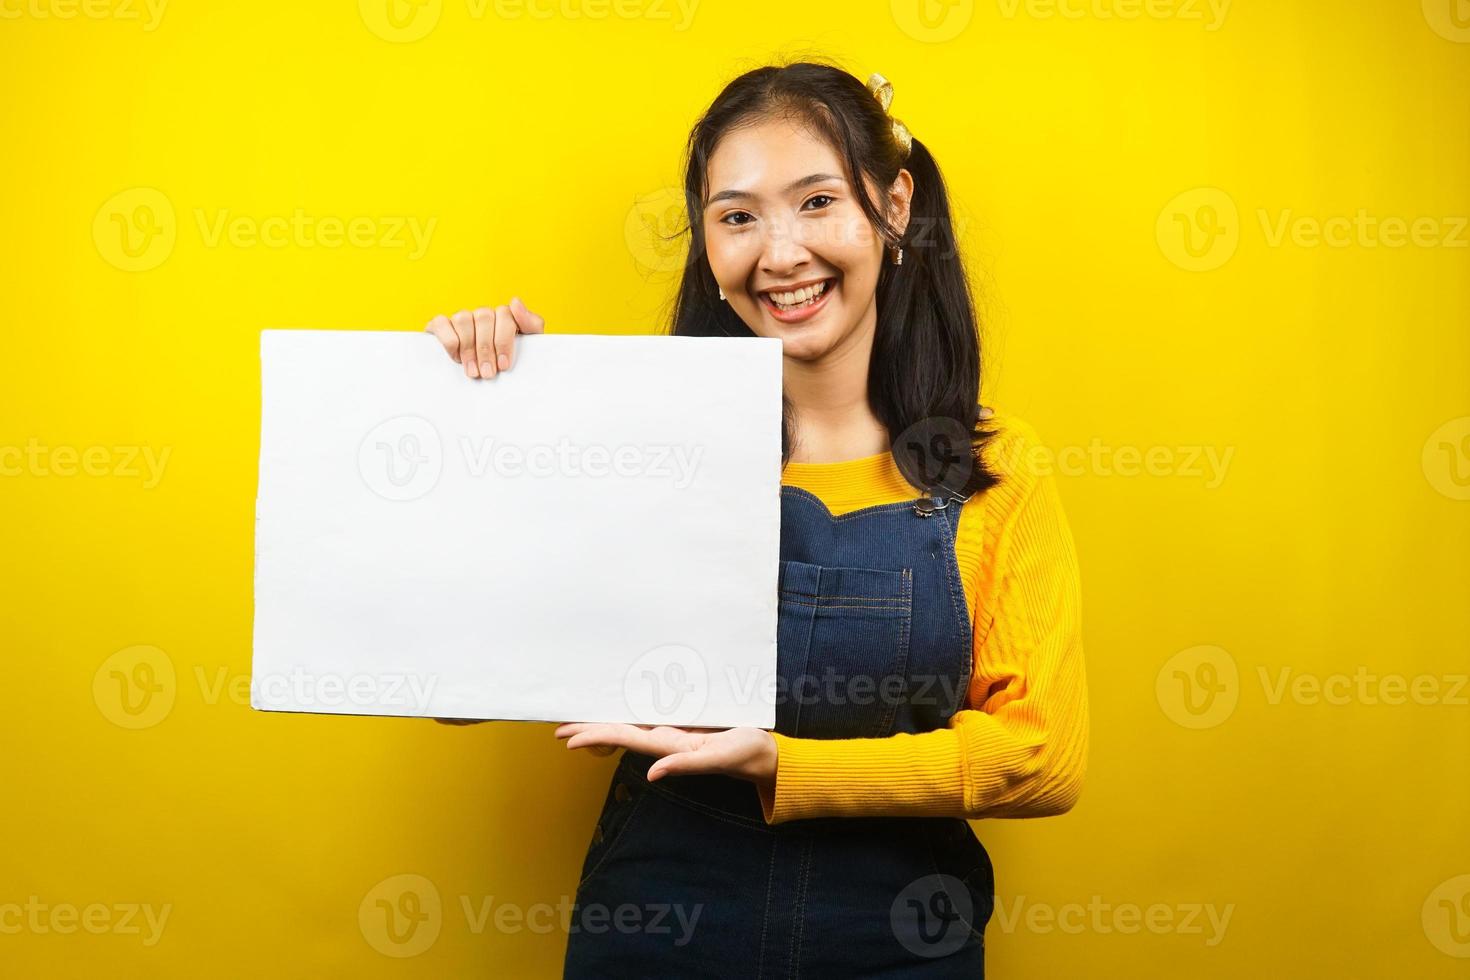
left=758, top=279, right=835, bottom=323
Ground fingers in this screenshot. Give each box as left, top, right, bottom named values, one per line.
left=472, top=307, right=499, bottom=379
left=554, top=722, right=656, bottom=739
left=425, top=314, right=460, bottom=363
left=450, top=310, right=478, bottom=378
left=493, top=305, right=518, bottom=373
left=552, top=725, right=763, bottom=782
left=508, top=296, right=545, bottom=335
left=427, top=300, right=543, bottom=378
left=557, top=722, right=697, bottom=760
left=647, top=750, right=706, bottom=781
left=550, top=725, right=616, bottom=755
left=649, top=735, right=753, bottom=781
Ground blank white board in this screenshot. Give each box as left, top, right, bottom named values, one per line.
left=251, top=330, right=781, bottom=727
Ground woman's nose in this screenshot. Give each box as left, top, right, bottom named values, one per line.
left=759, top=217, right=814, bottom=271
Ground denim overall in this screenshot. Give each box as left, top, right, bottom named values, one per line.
left=562, top=485, right=996, bottom=977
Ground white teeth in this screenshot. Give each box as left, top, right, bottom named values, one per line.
left=767, top=279, right=830, bottom=310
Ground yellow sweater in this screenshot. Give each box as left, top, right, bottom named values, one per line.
left=756, top=411, right=1089, bottom=824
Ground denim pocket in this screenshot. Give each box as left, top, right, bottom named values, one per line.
left=924, top=819, right=995, bottom=941
left=777, top=560, right=914, bottom=740
left=575, top=766, right=650, bottom=890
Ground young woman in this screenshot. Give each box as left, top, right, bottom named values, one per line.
left=426, top=61, right=1088, bottom=977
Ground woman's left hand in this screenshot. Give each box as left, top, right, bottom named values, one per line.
left=553, top=723, right=777, bottom=788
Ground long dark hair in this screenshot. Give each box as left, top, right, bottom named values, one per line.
left=664, top=59, right=1001, bottom=501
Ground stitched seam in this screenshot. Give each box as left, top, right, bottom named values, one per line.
left=791, top=588, right=818, bottom=736
left=780, top=485, right=919, bottom=521
left=779, top=600, right=910, bottom=612
left=789, top=837, right=812, bottom=978
left=756, top=838, right=777, bottom=980
left=638, top=778, right=776, bottom=832
left=874, top=568, right=913, bottom=738
left=776, top=599, right=911, bottom=605
left=923, top=829, right=986, bottom=943
left=576, top=787, right=650, bottom=889
left=828, top=503, right=922, bottom=522
left=938, top=503, right=974, bottom=711
left=939, top=504, right=966, bottom=649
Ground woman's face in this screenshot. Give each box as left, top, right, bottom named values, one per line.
left=701, top=116, right=912, bottom=363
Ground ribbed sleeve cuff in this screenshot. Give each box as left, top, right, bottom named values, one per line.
left=757, top=729, right=968, bottom=824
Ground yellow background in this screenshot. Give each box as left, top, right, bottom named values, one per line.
left=3, top=0, right=1468, bottom=976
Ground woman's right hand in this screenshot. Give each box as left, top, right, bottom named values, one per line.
left=424, top=297, right=545, bottom=380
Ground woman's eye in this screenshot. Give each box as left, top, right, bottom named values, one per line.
left=719, top=197, right=832, bottom=226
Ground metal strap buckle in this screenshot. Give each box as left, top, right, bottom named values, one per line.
left=913, top=487, right=972, bottom=517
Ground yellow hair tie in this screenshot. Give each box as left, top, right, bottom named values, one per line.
left=866, top=72, right=913, bottom=160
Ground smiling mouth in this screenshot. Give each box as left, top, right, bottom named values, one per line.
left=758, top=277, right=836, bottom=315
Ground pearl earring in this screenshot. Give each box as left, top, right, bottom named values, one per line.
left=718, top=285, right=726, bottom=301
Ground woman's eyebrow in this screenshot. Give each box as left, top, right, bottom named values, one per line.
left=706, top=172, right=845, bottom=207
